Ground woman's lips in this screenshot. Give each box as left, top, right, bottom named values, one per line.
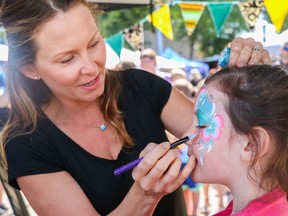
left=82, top=78, right=97, bottom=87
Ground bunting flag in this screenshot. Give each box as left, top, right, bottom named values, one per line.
left=207, top=3, right=234, bottom=37
left=179, top=3, right=206, bottom=36
left=264, top=0, right=288, bottom=32
left=105, top=32, right=124, bottom=57
left=123, top=23, right=143, bottom=51
left=147, top=4, right=174, bottom=40
left=239, top=0, right=264, bottom=30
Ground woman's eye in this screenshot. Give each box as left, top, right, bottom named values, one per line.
left=90, top=41, right=98, bottom=48
left=60, top=56, right=73, bottom=64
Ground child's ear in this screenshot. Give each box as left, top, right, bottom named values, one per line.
left=18, top=64, right=41, bottom=80
left=241, top=127, right=272, bottom=162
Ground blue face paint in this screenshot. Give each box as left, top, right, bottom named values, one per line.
left=195, top=86, right=224, bottom=165
left=195, top=86, right=215, bottom=126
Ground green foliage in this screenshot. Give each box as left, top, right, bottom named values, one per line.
left=283, top=16, right=288, bottom=33
left=191, top=4, right=249, bottom=57
left=98, top=6, right=150, bottom=38
left=170, top=4, right=187, bottom=40
left=97, top=2, right=252, bottom=58
left=0, top=27, right=7, bottom=45
left=97, top=1, right=288, bottom=58
left=2, top=1, right=285, bottom=59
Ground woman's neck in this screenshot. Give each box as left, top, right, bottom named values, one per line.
left=43, top=97, right=103, bottom=125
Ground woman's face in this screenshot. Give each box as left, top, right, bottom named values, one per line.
left=184, top=85, right=247, bottom=185
left=26, top=4, right=106, bottom=105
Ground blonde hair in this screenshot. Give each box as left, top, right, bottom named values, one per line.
left=0, top=0, right=133, bottom=166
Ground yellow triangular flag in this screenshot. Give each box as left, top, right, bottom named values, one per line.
left=147, top=5, right=174, bottom=40
left=264, top=0, right=288, bottom=32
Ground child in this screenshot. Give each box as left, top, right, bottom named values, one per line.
left=185, top=65, right=288, bottom=215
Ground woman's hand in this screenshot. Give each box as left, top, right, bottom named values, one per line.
left=132, top=142, right=196, bottom=197
left=229, top=37, right=272, bottom=67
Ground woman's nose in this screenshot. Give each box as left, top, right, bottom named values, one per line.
left=81, top=60, right=97, bottom=74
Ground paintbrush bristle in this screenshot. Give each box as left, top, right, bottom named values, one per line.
left=188, top=134, right=196, bottom=140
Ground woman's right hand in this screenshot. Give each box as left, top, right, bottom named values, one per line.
left=110, top=142, right=196, bottom=216
left=132, top=142, right=196, bottom=198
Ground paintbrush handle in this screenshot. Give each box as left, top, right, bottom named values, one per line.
left=113, top=157, right=143, bottom=175
left=113, top=134, right=195, bottom=175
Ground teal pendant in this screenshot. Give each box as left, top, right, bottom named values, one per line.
left=99, top=124, right=107, bottom=131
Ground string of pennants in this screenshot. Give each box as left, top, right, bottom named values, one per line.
left=106, top=0, right=288, bottom=55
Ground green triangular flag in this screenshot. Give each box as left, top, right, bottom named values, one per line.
left=179, top=3, right=206, bottom=36
left=208, top=3, right=234, bottom=37
left=105, top=32, right=124, bottom=57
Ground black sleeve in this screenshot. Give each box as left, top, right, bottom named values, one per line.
left=120, top=69, right=172, bottom=115
left=5, top=132, right=63, bottom=189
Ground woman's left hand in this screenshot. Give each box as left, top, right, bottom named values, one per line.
left=229, top=37, right=272, bottom=67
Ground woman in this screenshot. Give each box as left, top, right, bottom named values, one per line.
left=0, top=0, right=271, bottom=215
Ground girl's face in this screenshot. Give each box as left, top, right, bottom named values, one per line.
left=185, top=85, right=247, bottom=185
left=22, top=4, right=106, bottom=106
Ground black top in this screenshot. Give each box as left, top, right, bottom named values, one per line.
left=5, top=69, right=186, bottom=216
left=0, top=107, right=9, bottom=128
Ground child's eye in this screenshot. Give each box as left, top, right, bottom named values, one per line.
left=195, top=125, right=207, bottom=129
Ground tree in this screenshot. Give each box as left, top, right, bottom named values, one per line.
left=0, top=26, right=7, bottom=45
left=191, top=4, right=249, bottom=57
left=97, top=1, right=288, bottom=59
left=98, top=6, right=150, bottom=38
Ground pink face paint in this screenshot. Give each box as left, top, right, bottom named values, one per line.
left=195, top=86, right=224, bottom=165
left=202, top=114, right=224, bottom=141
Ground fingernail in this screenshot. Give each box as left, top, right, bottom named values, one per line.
left=162, top=142, right=170, bottom=149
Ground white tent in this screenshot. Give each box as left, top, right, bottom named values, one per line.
left=0, top=44, right=8, bottom=62
left=237, top=19, right=288, bottom=47
left=120, top=48, right=185, bottom=69
left=237, top=19, right=288, bottom=58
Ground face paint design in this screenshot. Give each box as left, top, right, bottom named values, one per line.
left=195, top=86, right=224, bottom=165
